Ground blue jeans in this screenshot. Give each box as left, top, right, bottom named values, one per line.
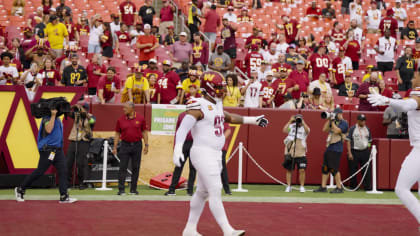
left=88, top=44, right=101, bottom=54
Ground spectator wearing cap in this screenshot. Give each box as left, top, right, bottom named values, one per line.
left=343, top=29, right=361, bottom=70
left=273, top=67, right=291, bottom=106
left=393, top=0, right=407, bottom=31
left=137, top=24, right=159, bottom=66
left=191, top=32, right=209, bottom=68
left=322, top=1, right=336, bottom=19
left=279, top=93, right=296, bottom=109
left=237, top=7, right=252, bottom=23
left=241, top=70, right=263, bottom=108
left=308, top=42, right=331, bottom=81
left=41, top=0, right=53, bottom=15
left=395, top=47, right=416, bottom=91
left=0, top=52, right=19, bottom=85
left=260, top=71, right=278, bottom=108
left=97, top=67, right=121, bottom=104
left=272, top=53, right=292, bottom=78
left=159, top=60, right=183, bottom=104
left=338, top=72, right=359, bottom=97
left=356, top=71, right=379, bottom=111
left=142, top=58, right=163, bottom=79
left=159, top=0, right=175, bottom=35
left=375, top=29, right=396, bottom=73
left=382, top=93, right=409, bottom=139
left=61, top=53, right=88, bottom=87
left=287, top=59, right=309, bottom=100
left=202, top=4, right=220, bottom=44
left=86, top=54, right=107, bottom=96
left=44, top=14, right=68, bottom=57
left=223, top=6, right=237, bottom=23
left=306, top=1, right=322, bottom=19
left=331, top=46, right=353, bottom=88
left=188, top=0, right=201, bottom=43
left=163, top=25, right=179, bottom=46
left=401, top=21, right=418, bottom=40
left=314, top=107, right=348, bottom=194
left=180, top=69, right=201, bottom=104
left=170, top=32, right=193, bottom=68
left=66, top=102, right=96, bottom=190
left=362, top=65, right=383, bottom=82
left=285, top=44, right=301, bottom=68
left=223, top=73, right=241, bottom=107
left=346, top=114, right=372, bottom=191
left=257, top=60, right=271, bottom=82
left=309, top=87, right=322, bottom=109
left=221, top=18, right=237, bottom=71
left=276, top=15, right=301, bottom=44
left=379, top=9, right=398, bottom=38
left=121, top=69, right=150, bottom=104
left=27, top=6, right=44, bottom=29
left=365, top=1, right=381, bottom=34
left=88, top=15, right=104, bottom=54
left=245, top=27, right=262, bottom=49
left=138, top=0, right=155, bottom=26
left=119, top=0, right=137, bottom=28
left=48, top=7, right=57, bottom=16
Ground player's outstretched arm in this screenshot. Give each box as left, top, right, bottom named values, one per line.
left=368, top=94, right=420, bottom=113
left=224, top=111, right=268, bottom=127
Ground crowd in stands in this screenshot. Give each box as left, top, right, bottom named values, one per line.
left=0, top=0, right=419, bottom=111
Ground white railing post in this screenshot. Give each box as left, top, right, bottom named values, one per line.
left=232, top=142, right=248, bottom=192
left=96, top=140, right=112, bottom=191
left=367, top=145, right=383, bottom=194
left=327, top=174, right=336, bottom=189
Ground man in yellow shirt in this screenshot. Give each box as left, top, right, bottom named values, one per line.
left=121, top=70, right=150, bottom=104
left=44, top=15, right=69, bottom=57
left=180, top=69, right=200, bottom=104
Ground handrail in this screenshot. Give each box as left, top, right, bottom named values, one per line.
left=234, top=66, right=249, bottom=81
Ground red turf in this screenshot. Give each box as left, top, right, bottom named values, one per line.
left=0, top=200, right=418, bottom=236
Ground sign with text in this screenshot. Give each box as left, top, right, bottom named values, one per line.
left=151, top=104, right=186, bottom=135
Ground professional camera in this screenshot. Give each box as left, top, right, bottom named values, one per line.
left=294, top=114, right=303, bottom=124
left=71, top=105, right=88, bottom=119
left=30, top=97, right=71, bottom=118
left=321, top=111, right=336, bottom=120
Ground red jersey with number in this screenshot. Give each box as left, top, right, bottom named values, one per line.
left=309, top=53, right=331, bottom=81
left=39, top=69, right=60, bottom=86
left=271, top=62, right=292, bottom=74
left=282, top=20, right=300, bottom=44
left=119, top=1, right=136, bottom=26
left=330, top=29, right=345, bottom=45
left=273, top=77, right=290, bottom=106
left=379, top=17, right=398, bottom=38
left=65, top=23, right=79, bottom=41
left=331, top=57, right=349, bottom=86
left=116, top=31, right=131, bottom=43
left=158, top=71, right=181, bottom=104
left=149, top=82, right=160, bottom=103
left=244, top=51, right=264, bottom=77
left=261, top=80, right=279, bottom=107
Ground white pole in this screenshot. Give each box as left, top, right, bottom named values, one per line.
left=96, top=140, right=112, bottom=191
left=367, top=145, right=383, bottom=194
left=232, top=142, right=248, bottom=192
left=327, top=174, right=336, bottom=189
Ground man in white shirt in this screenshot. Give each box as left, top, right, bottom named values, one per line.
left=308, top=72, right=332, bottom=96
left=349, top=0, right=363, bottom=26
left=375, top=29, right=396, bottom=73
left=0, top=52, right=19, bottom=85
left=257, top=60, right=270, bottom=82
left=393, top=0, right=407, bottom=30
left=130, top=23, right=145, bottom=46
left=241, top=70, right=263, bottom=108
left=348, top=19, right=364, bottom=47
left=223, top=6, right=237, bottom=23
left=263, top=43, right=279, bottom=69
left=276, top=34, right=289, bottom=54
left=365, top=1, right=381, bottom=33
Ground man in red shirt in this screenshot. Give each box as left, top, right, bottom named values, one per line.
left=159, top=60, right=182, bottom=104
left=273, top=68, right=290, bottom=106
left=203, top=4, right=220, bottom=44
left=287, top=59, right=309, bottom=99
left=331, top=47, right=352, bottom=88
left=159, top=0, right=175, bottom=35
left=344, top=30, right=361, bottom=70
left=245, top=27, right=263, bottom=49
left=379, top=9, right=398, bottom=38
left=86, top=54, right=107, bottom=95
left=306, top=1, right=322, bottom=19
left=272, top=53, right=293, bottom=78
left=136, top=24, right=159, bottom=65
left=119, top=0, right=137, bottom=28
left=113, top=102, right=149, bottom=195
left=261, top=71, right=279, bottom=108
left=97, top=67, right=121, bottom=104
left=142, top=58, right=163, bottom=79
left=276, top=15, right=301, bottom=44
left=244, top=44, right=264, bottom=77
left=308, top=42, right=331, bottom=81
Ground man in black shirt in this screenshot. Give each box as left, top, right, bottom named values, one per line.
left=401, top=21, right=418, bottom=40
left=395, top=47, right=416, bottom=91
left=61, top=54, right=88, bottom=86
left=322, top=1, right=336, bottom=19
left=138, top=0, right=155, bottom=26
left=338, top=72, right=359, bottom=97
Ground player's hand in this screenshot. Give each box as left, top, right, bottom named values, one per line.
left=256, top=115, right=268, bottom=127
left=173, top=144, right=184, bottom=167
left=368, top=93, right=390, bottom=106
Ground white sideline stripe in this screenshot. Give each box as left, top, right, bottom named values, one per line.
left=0, top=195, right=402, bottom=205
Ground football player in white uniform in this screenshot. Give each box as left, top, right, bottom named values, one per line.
left=174, top=71, right=268, bottom=236
left=368, top=78, right=420, bottom=230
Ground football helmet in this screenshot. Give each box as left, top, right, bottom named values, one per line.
left=200, top=71, right=226, bottom=99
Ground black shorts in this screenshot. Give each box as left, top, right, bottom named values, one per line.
left=87, top=87, right=97, bottom=95
left=323, top=150, right=342, bottom=172
left=283, top=157, right=307, bottom=170
left=102, top=46, right=113, bottom=58
left=377, top=62, right=394, bottom=73
left=224, top=48, right=237, bottom=59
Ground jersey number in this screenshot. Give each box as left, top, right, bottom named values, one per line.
left=250, top=87, right=259, bottom=97
left=250, top=58, right=262, bottom=70
left=159, top=78, right=168, bottom=89
left=337, top=64, right=345, bottom=74
left=315, top=58, right=329, bottom=68
left=70, top=73, right=81, bottom=84
left=214, top=116, right=224, bottom=137
left=124, top=5, right=133, bottom=14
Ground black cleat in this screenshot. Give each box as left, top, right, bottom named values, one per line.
left=164, top=190, right=176, bottom=196
left=313, top=187, right=327, bottom=193
left=330, top=187, right=344, bottom=194
left=129, top=191, right=139, bottom=195
left=117, top=190, right=126, bottom=196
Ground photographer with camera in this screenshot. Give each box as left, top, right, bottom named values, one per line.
left=282, top=114, right=310, bottom=193
left=67, top=103, right=96, bottom=190
left=15, top=104, right=77, bottom=203
left=314, top=107, right=349, bottom=193
left=383, top=93, right=409, bottom=139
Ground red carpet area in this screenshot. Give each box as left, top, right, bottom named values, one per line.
left=0, top=200, right=418, bottom=236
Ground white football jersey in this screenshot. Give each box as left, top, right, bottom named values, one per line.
left=186, top=97, right=226, bottom=151
left=408, top=109, right=420, bottom=147
left=375, top=37, right=396, bottom=62
left=243, top=80, right=263, bottom=108
left=366, top=9, right=381, bottom=29
left=352, top=27, right=364, bottom=46
left=349, top=3, right=363, bottom=25
left=392, top=7, right=407, bottom=28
